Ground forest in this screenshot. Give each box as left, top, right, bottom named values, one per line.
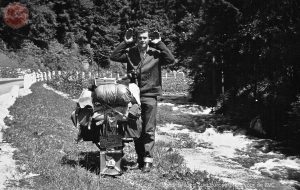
left=0, top=0, right=299, bottom=149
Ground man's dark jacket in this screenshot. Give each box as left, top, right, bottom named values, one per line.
left=110, top=41, right=175, bottom=97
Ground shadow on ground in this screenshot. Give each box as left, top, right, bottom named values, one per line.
left=61, top=151, right=101, bottom=174
left=61, top=151, right=135, bottom=175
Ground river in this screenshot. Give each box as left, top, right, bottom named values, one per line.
left=156, top=103, right=300, bottom=190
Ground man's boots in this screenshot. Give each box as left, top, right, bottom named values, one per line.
left=129, top=156, right=143, bottom=170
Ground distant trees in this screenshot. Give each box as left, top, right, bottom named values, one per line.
left=0, top=0, right=128, bottom=70
left=0, top=0, right=178, bottom=69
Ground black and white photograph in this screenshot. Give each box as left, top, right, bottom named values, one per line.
left=0, top=0, right=299, bottom=189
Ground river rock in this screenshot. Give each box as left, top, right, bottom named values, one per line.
left=260, top=144, right=271, bottom=153
left=249, top=116, right=267, bottom=137
left=233, top=128, right=248, bottom=136
left=216, top=124, right=238, bottom=133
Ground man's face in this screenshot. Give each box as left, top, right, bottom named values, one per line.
left=137, top=31, right=150, bottom=49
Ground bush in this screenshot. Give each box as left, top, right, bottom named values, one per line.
left=162, top=77, right=191, bottom=95
left=0, top=67, right=19, bottom=78
left=46, top=71, right=92, bottom=98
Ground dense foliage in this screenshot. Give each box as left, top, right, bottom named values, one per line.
left=0, top=67, right=19, bottom=78
left=173, top=0, right=300, bottom=147
left=1, top=0, right=299, bottom=146
left=0, top=0, right=176, bottom=70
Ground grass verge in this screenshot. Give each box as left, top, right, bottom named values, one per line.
left=3, top=82, right=237, bottom=190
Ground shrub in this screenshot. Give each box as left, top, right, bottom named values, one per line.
left=0, top=67, right=19, bottom=78
left=46, top=71, right=92, bottom=98
left=162, top=77, right=191, bottom=95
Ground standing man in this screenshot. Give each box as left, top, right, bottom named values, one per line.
left=110, top=27, right=175, bottom=172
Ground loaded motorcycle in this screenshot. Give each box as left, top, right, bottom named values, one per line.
left=71, top=77, right=141, bottom=176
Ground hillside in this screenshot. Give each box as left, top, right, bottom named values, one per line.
left=0, top=52, right=18, bottom=68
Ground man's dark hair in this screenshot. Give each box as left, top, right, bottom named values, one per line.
left=135, top=26, right=149, bottom=36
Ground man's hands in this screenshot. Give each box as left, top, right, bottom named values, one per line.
left=124, top=28, right=161, bottom=44
left=124, top=28, right=134, bottom=44
left=150, top=31, right=161, bottom=44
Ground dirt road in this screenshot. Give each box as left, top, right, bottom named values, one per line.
left=0, top=78, right=23, bottom=94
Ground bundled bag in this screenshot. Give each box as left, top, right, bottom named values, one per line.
left=92, top=84, right=136, bottom=107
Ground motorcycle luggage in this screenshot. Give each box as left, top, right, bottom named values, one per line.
left=93, top=84, right=135, bottom=107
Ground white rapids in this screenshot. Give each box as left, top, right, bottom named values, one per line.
left=157, top=103, right=300, bottom=190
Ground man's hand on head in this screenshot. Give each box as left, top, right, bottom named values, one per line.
left=124, top=28, right=134, bottom=44
left=151, top=31, right=161, bottom=44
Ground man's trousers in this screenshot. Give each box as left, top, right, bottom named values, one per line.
left=134, top=96, right=157, bottom=163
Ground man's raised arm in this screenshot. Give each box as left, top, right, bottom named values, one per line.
left=150, top=31, right=175, bottom=65
left=110, top=28, right=134, bottom=63
left=156, top=41, right=175, bottom=65
left=110, top=41, right=128, bottom=63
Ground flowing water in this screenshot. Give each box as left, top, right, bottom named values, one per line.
left=157, top=103, right=300, bottom=190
